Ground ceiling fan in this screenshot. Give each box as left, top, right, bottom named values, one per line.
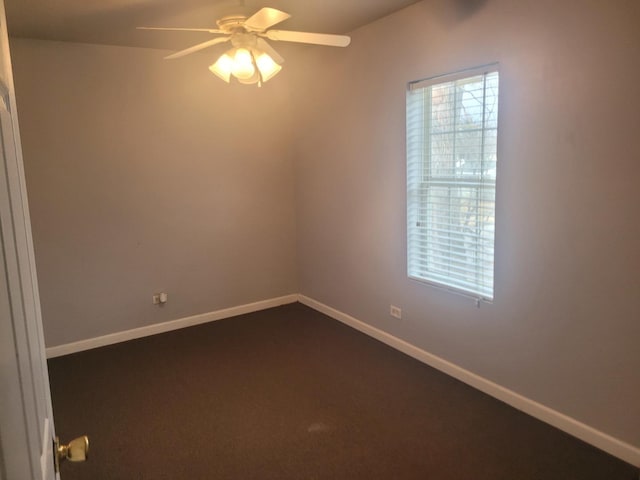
left=138, top=7, right=351, bottom=86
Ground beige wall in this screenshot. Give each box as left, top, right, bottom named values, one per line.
left=11, top=39, right=298, bottom=347
left=292, top=0, right=640, bottom=447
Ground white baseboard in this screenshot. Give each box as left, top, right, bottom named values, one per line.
left=298, top=295, right=640, bottom=467
left=45, top=294, right=298, bottom=359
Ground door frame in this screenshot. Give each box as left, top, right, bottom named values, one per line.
left=0, top=0, right=57, bottom=477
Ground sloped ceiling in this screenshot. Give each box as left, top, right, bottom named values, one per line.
left=5, top=0, right=420, bottom=51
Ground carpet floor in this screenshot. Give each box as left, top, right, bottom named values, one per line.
left=48, top=302, right=637, bottom=479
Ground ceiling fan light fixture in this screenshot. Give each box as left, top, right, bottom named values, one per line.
left=254, top=51, right=282, bottom=82
left=209, top=53, right=234, bottom=83
left=210, top=47, right=280, bottom=86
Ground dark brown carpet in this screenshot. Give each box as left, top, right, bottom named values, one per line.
left=48, top=303, right=637, bottom=479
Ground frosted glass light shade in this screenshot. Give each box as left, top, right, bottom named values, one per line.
left=255, top=52, right=282, bottom=82
left=209, top=54, right=233, bottom=83
left=238, top=71, right=261, bottom=85
left=231, top=48, right=255, bottom=80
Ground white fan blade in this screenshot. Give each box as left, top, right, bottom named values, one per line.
left=244, top=7, right=291, bottom=32
left=264, top=30, right=351, bottom=47
left=138, top=27, right=225, bottom=34
left=256, top=38, right=284, bottom=64
left=164, top=37, right=230, bottom=60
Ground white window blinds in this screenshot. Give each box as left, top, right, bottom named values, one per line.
left=406, top=66, right=499, bottom=301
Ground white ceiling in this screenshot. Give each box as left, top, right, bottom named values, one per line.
left=5, top=0, right=420, bottom=51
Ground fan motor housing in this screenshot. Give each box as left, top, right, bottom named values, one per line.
left=217, top=15, right=249, bottom=32
left=230, top=32, right=257, bottom=49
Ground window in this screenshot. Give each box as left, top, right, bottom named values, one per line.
left=406, top=66, right=499, bottom=301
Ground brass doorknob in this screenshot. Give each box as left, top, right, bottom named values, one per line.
left=55, top=435, right=89, bottom=467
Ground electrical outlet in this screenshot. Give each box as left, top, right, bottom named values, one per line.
left=153, top=293, right=168, bottom=305
left=390, top=305, right=402, bottom=319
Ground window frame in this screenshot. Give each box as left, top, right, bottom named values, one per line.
left=406, top=64, right=500, bottom=302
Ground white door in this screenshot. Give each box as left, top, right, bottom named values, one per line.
left=0, top=0, right=58, bottom=478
